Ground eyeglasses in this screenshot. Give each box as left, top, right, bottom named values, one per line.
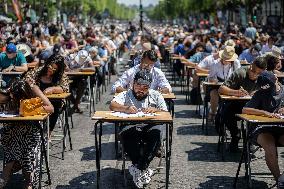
left=48, top=65, right=57, bottom=72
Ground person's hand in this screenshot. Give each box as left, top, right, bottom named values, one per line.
left=278, top=108, right=284, bottom=115
left=2, top=65, right=14, bottom=72
left=265, top=112, right=281, bottom=119
left=235, top=88, right=249, bottom=97
left=142, top=107, right=158, bottom=114
left=43, top=88, right=54, bottom=95
left=125, top=106, right=138, bottom=114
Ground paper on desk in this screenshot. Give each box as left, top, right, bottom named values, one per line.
left=239, top=95, right=251, bottom=98
left=0, top=113, right=18, bottom=117
left=110, top=111, right=157, bottom=118
left=275, top=114, right=284, bottom=119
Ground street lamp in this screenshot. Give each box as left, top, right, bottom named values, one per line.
left=139, top=0, right=143, bottom=31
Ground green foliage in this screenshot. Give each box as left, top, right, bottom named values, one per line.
left=146, top=0, right=263, bottom=20
left=5, top=0, right=135, bottom=21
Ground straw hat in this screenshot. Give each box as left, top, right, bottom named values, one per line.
left=224, top=39, right=236, bottom=47
left=219, top=46, right=238, bottom=62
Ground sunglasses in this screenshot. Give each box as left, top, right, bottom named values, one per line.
left=48, top=65, right=57, bottom=72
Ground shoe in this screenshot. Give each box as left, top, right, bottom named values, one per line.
left=229, top=136, right=240, bottom=153
left=278, top=173, right=284, bottom=189
left=128, top=165, right=143, bottom=188
left=74, top=107, right=83, bottom=114
left=140, top=168, right=154, bottom=185
left=128, top=164, right=138, bottom=177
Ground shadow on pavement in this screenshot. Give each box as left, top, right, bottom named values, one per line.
left=175, top=109, right=201, bottom=119
left=55, top=168, right=137, bottom=189
left=177, top=124, right=218, bottom=136
left=79, top=142, right=116, bottom=161
left=198, top=175, right=269, bottom=189
left=185, top=142, right=240, bottom=162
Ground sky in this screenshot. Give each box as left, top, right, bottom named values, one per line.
left=117, top=0, right=159, bottom=6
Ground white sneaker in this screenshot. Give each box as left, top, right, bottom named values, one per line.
left=140, top=168, right=154, bottom=185
left=128, top=165, right=143, bottom=188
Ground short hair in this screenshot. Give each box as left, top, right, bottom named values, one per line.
left=252, top=56, right=267, bottom=70
left=142, top=50, right=158, bottom=62
left=134, top=69, right=152, bottom=86
left=265, top=53, right=279, bottom=71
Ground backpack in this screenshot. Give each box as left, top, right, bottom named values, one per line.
left=190, top=87, right=203, bottom=105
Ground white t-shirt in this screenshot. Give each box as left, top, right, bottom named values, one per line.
left=113, top=89, right=168, bottom=111
left=208, top=59, right=241, bottom=81
left=198, top=54, right=217, bottom=69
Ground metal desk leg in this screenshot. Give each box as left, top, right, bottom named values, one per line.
left=99, top=123, right=102, bottom=158
left=165, top=123, right=173, bottom=189
left=65, top=100, right=73, bottom=150
left=115, top=123, right=119, bottom=158
left=88, top=76, right=92, bottom=117
left=233, top=120, right=247, bottom=188
left=46, top=118, right=50, bottom=167
left=95, top=121, right=101, bottom=189
left=171, top=100, right=174, bottom=118
left=39, top=122, right=51, bottom=186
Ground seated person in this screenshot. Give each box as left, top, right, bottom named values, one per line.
left=242, top=71, right=284, bottom=188
left=0, top=43, right=28, bottom=88
left=24, top=54, right=69, bottom=137
left=239, top=43, right=261, bottom=64
left=0, top=79, right=54, bottom=189
left=66, top=49, right=95, bottom=113
left=265, top=47, right=283, bottom=76
left=112, top=50, right=171, bottom=94
left=218, top=57, right=267, bottom=152
left=110, top=70, right=168, bottom=188
left=207, top=46, right=240, bottom=119
left=132, top=42, right=161, bottom=68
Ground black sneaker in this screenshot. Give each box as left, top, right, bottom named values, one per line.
left=278, top=173, right=284, bottom=189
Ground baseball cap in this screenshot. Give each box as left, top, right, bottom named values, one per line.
left=257, top=71, right=276, bottom=92
left=6, top=43, right=17, bottom=53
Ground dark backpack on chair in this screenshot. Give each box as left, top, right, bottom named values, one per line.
left=190, top=87, right=203, bottom=105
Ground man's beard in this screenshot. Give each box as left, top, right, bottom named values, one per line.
left=132, top=90, right=148, bottom=101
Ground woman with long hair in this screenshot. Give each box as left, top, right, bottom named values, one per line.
left=24, top=54, right=69, bottom=136
left=0, top=79, right=54, bottom=188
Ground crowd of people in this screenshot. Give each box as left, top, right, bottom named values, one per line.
left=0, top=17, right=284, bottom=189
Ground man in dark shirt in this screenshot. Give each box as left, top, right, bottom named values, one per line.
left=218, top=57, right=267, bottom=152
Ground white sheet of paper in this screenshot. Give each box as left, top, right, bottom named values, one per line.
left=0, top=113, right=18, bottom=117
left=110, top=111, right=157, bottom=118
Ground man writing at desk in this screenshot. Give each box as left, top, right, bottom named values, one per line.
left=110, top=69, right=168, bottom=188
left=112, top=50, right=171, bottom=94
left=218, top=57, right=267, bottom=152
left=0, top=43, right=28, bottom=88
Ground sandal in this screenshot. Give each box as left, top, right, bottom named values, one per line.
left=207, top=113, right=216, bottom=123
left=74, top=107, right=83, bottom=114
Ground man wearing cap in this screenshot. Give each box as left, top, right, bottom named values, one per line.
left=218, top=57, right=267, bottom=152
left=239, top=43, right=262, bottom=64
left=207, top=46, right=240, bottom=118
left=66, top=49, right=95, bottom=113
left=112, top=50, right=171, bottom=94
left=242, top=71, right=284, bottom=187
left=110, top=69, right=168, bottom=189
left=0, top=43, right=28, bottom=88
